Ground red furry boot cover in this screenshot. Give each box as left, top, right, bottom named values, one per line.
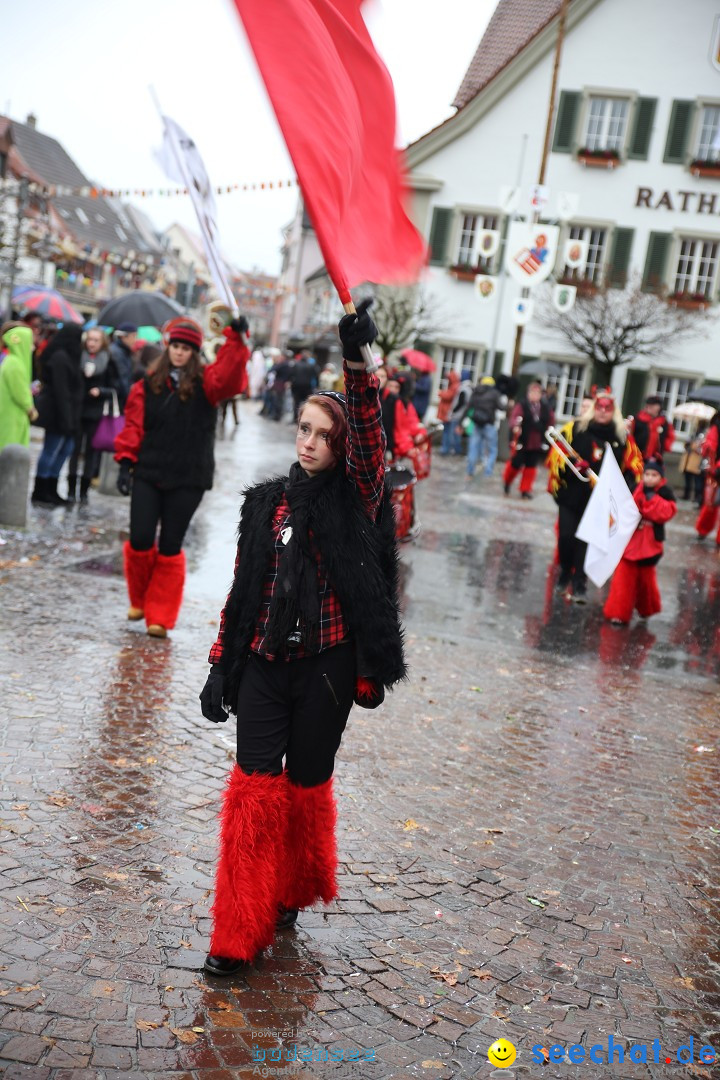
left=281, top=776, right=338, bottom=911
left=144, top=551, right=186, bottom=631
left=123, top=541, right=157, bottom=610
left=519, top=466, right=537, bottom=494
left=696, top=503, right=718, bottom=538
left=209, top=767, right=290, bottom=962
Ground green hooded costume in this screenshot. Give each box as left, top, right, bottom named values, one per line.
left=0, top=325, right=34, bottom=451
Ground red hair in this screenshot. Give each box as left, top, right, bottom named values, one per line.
left=299, top=394, right=347, bottom=461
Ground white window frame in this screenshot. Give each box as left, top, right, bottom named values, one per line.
left=583, top=95, right=630, bottom=153
left=545, top=359, right=588, bottom=419
left=439, top=344, right=483, bottom=385
left=564, top=224, right=608, bottom=283
left=672, top=234, right=719, bottom=298
left=651, top=374, right=698, bottom=438
left=452, top=210, right=501, bottom=272
left=694, top=101, right=720, bottom=163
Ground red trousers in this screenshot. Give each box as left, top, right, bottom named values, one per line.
left=603, top=559, right=661, bottom=623
left=696, top=503, right=720, bottom=542
left=503, top=460, right=537, bottom=494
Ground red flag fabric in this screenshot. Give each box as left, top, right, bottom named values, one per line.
left=232, top=0, right=426, bottom=303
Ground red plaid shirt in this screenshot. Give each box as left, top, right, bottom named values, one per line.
left=209, top=362, right=386, bottom=664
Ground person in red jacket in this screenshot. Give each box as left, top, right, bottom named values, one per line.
left=629, top=395, right=675, bottom=461
left=603, top=458, right=677, bottom=625
left=695, top=411, right=720, bottom=543
left=114, top=316, right=249, bottom=637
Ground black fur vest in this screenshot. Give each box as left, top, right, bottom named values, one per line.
left=218, top=469, right=407, bottom=712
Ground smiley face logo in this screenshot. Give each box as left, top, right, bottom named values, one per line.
left=488, top=1039, right=517, bottom=1068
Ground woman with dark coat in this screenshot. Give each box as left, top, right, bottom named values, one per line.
left=31, top=323, right=84, bottom=507
left=114, top=317, right=249, bottom=639
left=199, top=301, right=406, bottom=975
left=67, top=328, right=113, bottom=504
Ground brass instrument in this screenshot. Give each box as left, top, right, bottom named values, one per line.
left=545, top=426, right=598, bottom=484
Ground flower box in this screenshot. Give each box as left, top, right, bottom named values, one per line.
left=449, top=265, right=478, bottom=282
left=558, top=275, right=598, bottom=296
left=689, top=160, right=720, bottom=179
left=577, top=148, right=620, bottom=169
left=667, top=292, right=709, bottom=311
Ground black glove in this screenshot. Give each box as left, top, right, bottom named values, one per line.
left=117, top=459, right=133, bottom=496
left=230, top=315, right=249, bottom=336
left=338, top=297, right=377, bottom=363
left=199, top=665, right=228, bottom=724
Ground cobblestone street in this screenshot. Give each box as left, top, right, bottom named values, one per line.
left=1, top=405, right=718, bottom=1079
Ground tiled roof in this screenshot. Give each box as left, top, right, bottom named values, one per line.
left=453, top=0, right=562, bottom=110
left=5, top=117, right=154, bottom=257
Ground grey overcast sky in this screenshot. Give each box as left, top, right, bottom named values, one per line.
left=4, top=0, right=494, bottom=274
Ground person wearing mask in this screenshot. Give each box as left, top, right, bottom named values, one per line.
left=547, top=389, right=642, bottom=602
left=108, top=323, right=138, bottom=410
left=67, top=328, right=113, bottom=504
left=503, top=381, right=553, bottom=499
left=113, top=318, right=249, bottom=638
left=30, top=324, right=84, bottom=507
left=458, top=375, right=502, bottom=479
left=199, top=300, right=405, bottom=973
left=0, top=323, right=38, bottom=451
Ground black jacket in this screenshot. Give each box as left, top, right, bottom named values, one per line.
left=134, top=377, right=217, bottom=490
left=463, top=384, right=502, bottom=426
left=218, top=470, right=407, bottom=712
left=38, top=349, right=84, bottom=436
left=80, top=349, right=114, bottom=425
left=108, top=340, right=133, bottom=410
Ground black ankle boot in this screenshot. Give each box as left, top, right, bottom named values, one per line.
left=31, top=477, right=56, bottom=507
left=276, top=905, right=299, bottom=930
left=48, top=478, right=69, bottom=507
left=66, top=473, right=78, bottom=503
left=203, top=954, right=248, bottom=976
left=79, top=477, right=91, bottom=504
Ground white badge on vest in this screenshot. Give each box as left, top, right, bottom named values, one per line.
left=280, top=526, right=293, bottom=546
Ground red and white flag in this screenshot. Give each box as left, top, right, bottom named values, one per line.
left=232, top=0, right=426, bottom=303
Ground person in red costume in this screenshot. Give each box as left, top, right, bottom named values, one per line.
left=695, top=411, right=720, bottom=543
left=603, top=458, right=677, bottom=625
left=629, top=394, right=675, bottom=461
left=114, top=316, right=249, bottom=638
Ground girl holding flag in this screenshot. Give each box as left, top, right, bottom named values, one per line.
left=199, top=301, right=406, bottom=974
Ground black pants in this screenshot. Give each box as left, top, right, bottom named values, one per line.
left=130, top=477, right=204, bottom=556
left=683, top=472, right=704, bottom=503
left=235, top=643, right=355, bottom=787
left=510, top=447, right=544, bottom=470
left=558, top=503, right=587, bottom=583
left=68, top=420, right=100, bottom=480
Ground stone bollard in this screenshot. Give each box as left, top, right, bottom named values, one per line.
left=98, top=452, right=121, bottom=495
left=0, top=444, right=31, bottom=527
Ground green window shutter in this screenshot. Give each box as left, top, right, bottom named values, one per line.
left=606, top=228, right=634, bottom=289
left=492, top=350, right=505, bottom=379
left=663, top=99, right=694, bottom=164
left=642, top=232, right=672, bottom=293
left=626, top=98, right=657, bottom=160
left=413, top=338, right=435, bottom=355
left=428, top=207, right=453, bottom=265
left=622, top=369, right=648, bottom=418
left=552, top=91, right=581, bottom=153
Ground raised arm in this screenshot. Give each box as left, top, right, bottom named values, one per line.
left=338, top=300, right=386, bottom=520
left=203, top=320, right=250, bottom=406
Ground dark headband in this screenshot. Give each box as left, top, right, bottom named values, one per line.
left=314, top=390, right=347, bottom=408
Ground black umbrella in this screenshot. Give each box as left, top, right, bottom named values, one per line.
left=98, top=291, right=186, bottom=329
left=518, top=358, right=564, bottom=378
left=687, top=385, right=720, bottom=407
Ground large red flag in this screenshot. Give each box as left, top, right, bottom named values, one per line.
left=232, top=0, right=426, bottom=304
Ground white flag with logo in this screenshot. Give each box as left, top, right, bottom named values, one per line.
left=156, top=114, right=235, bottom=310
left=575, top=446, right=640, bottom=587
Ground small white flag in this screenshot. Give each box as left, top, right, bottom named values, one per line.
left=475, top=274, right=497, bottom=301
left=563, top=237, right=588, bottom=268
left=553, top=283, right=577, bottom=312
left=156, top=114, right=236, bottom=311
left=575, top=446, right=641, bottom=587
left=512, top=296, right=534, bottom=325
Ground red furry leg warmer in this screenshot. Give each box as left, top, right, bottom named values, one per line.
left=209, top=766, right=289, bottom=962
left=144, top=551, right=186, bottom=631
left=281, top=776, right=338, bottom=911
left=519, top=466, right=537, bottom=495
left=123, top=541, right=157, bottom=610
left=696, top=503, right=718, bottom=538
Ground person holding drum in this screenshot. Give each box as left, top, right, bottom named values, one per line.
left=199, top=300, right=406, bottom=974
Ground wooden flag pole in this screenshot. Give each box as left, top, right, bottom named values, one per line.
left=342, top=299, right=378, bottom=373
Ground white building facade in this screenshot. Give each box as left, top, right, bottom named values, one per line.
left=406, top=0, right=720, bottom=429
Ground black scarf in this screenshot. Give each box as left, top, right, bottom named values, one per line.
left=264, top=461, right=339, bottom=652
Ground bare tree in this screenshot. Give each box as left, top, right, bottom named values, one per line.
left=367, top=284, right=449, bottom=360
left=536, top=276, right=715, bottom=386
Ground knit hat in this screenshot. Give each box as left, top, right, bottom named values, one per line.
left=480, top=375, right=495, bottom=386
left=645, top=394, right=662, bottom=406
left=116, top=322, right=138, bottom=334
left=644, top=457, right=664, bottom=476
left=164, top=317, right=203, bottom=350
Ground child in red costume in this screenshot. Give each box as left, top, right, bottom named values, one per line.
left=603, top=458, right=676, bottom=625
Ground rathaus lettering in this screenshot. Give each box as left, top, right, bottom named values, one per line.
left=635, top=188, right=720, bottom=214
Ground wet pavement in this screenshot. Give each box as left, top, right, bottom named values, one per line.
left=0, top=405, right=718, bottom=1080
